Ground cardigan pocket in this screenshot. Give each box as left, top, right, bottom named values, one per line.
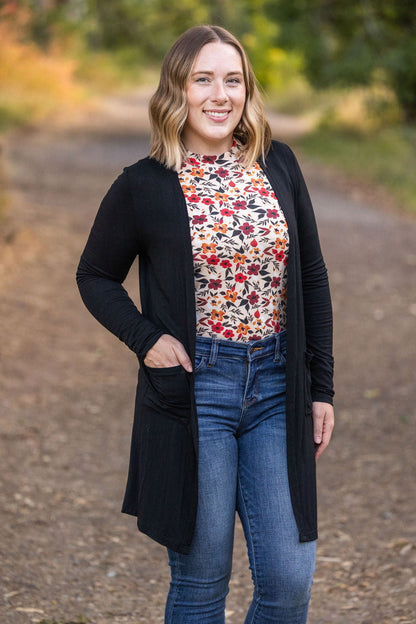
left=143, top=364, right=191, bottom=416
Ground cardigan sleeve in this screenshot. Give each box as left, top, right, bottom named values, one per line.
left=76, top=170, right=164, bottom=360
left=283, top=145, right=334, bottom=405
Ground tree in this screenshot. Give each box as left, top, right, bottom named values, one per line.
left=265, top=0, right=416, bottom=122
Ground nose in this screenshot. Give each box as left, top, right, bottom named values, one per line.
left=211, top=80, right=228, bottom=103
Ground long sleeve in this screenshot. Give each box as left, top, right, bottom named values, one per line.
left=284, top=146, right=334, bottom=404
left=76, top=170, right=164, bottom=360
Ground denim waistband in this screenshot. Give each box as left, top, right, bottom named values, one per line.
left=195, top=330, right=287, bottom=365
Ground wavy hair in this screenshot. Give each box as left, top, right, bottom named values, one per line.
left=149, top=25, right=271, bottom=171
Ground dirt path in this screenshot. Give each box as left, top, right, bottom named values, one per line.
left=1, top=92, right=415, bottom=624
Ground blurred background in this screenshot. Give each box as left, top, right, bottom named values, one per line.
left=0, top=2, right=415, bottom=624
left=1, top=0, right=416, bottom=215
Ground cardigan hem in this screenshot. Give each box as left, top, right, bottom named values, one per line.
left=299, top=529, right=318, bottom=543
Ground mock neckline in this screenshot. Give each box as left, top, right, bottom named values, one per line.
left=184, top=140, right=241, bottom=164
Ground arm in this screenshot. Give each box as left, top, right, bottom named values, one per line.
left=285, top=146, right=335, bottom=456
left=76, top=170, right=164, bottom=360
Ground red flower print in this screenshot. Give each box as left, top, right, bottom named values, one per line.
left=203, top=155, right=217, bottom=163
left=259, top=188, right=269, bottom=197
left=202, top=197, right=214, bottom=205
left=271, top=276, right=281, bottom=288
left=212, top=322, right=224, bottom=333
left=220, top=259, right=232, bottom=268
left=207, top=254, right=220, bottom=265
left=192, top=214, right=207, bottom=224
left=235, top=272, right=247, bottom=283
left=223, top=329, right=235, bottom=339
left=240, top=222, right=255, bottom=235
left=208, top=278, right=222, bottom=289
left=267, top=208, right=278, bottom=218
left=233, top=200, right=246, bottom=210
left=216, top=167, right=229, bottom=178
left=188, top=194, right=200, bottom=203
left=274, top=250, right=285, bottom=262
left=247, top=263, right=260, bottom=275
left=221, top=208, right=234, bottom=217
left=247, top=291, right=259, bottom=305
left=188, top=158, right=199, bottom=166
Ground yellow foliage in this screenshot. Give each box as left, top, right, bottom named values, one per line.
left=0, top=4, right=84, bottom=126
left=326, top=86, right=401, bottom=134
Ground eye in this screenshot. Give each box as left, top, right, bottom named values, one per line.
left=195, top=77, right=210, bottom=83
left=227, top=78, right=242, bottom=85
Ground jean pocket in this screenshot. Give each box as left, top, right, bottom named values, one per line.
left=194, top=354, right=208, bottom=374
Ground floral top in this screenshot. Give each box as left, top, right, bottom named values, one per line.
left=179, top=142, right=289, bottom=342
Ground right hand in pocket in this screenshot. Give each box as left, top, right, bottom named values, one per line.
left=143, top=334, right=193, bottom=372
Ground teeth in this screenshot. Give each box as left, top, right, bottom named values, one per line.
left=205, top=111, right=229, bottom=118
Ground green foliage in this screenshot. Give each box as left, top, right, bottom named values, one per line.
left=266, top=0, right=416, bottom=121
left=298, top=124, right=416, bottom=215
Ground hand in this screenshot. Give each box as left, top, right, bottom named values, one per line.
left=312, top=401, right=334, bottom=460
left=143, top=334, right=193, bottom=372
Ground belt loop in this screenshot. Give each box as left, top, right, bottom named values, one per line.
left=208, top=336, right=219, bottom=367
left=274, top=333, right=280, bottom=363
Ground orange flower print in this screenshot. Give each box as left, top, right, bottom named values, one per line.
left=191, top=167, right=205, bottom=177
left=211, top=309, right=225, bottom=321
left=275, top=238, right=286, bottom=250
left=202, top=242, right=217, bottom=254
left=215, top=192, right=230, bottom=202
left=225, top=290, right=238, bottom=302
left=233, top=252, right=247, bottom=264
left=182, top=184, right=196, bottom=195
left=237, top=323, right=249, bottom=335
left=213, top=222, right=227, bottom=233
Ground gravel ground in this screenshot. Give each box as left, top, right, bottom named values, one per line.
left=0, top=91, right=415, bottom=624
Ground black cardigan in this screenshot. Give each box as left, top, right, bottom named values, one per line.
left=76, top=140, right=334, bottom=554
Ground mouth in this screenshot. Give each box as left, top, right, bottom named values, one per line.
left=203, top=110, right=231, bottom=122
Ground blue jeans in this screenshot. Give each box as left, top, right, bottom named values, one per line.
left=165, top=332, right=316, bottom=623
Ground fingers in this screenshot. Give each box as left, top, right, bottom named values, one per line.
left=172, top=342, right=193, bottom=373
left=143, top=334, right=192, bottom=372
left=312, top=402, right=334, bottom=460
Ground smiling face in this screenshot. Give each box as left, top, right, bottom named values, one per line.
left=182, top=41, right=246, bottom=155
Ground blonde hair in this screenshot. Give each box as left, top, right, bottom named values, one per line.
left=149, top=25, right=271, bottom=171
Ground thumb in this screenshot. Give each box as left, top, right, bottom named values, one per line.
left=173, top=345, right=193, bottom=373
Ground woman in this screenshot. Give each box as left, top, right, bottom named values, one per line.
left=77, top=24, right=334, bottom=624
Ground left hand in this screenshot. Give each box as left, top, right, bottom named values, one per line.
left=312, top=402, right=334, bottom=460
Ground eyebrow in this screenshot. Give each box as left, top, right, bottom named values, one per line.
left=191, top=70, right=244, bottom=77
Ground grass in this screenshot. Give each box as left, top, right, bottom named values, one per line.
left=279, top=84, right=416, bottom=217
left=297, top=124, right=416, bottom=216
